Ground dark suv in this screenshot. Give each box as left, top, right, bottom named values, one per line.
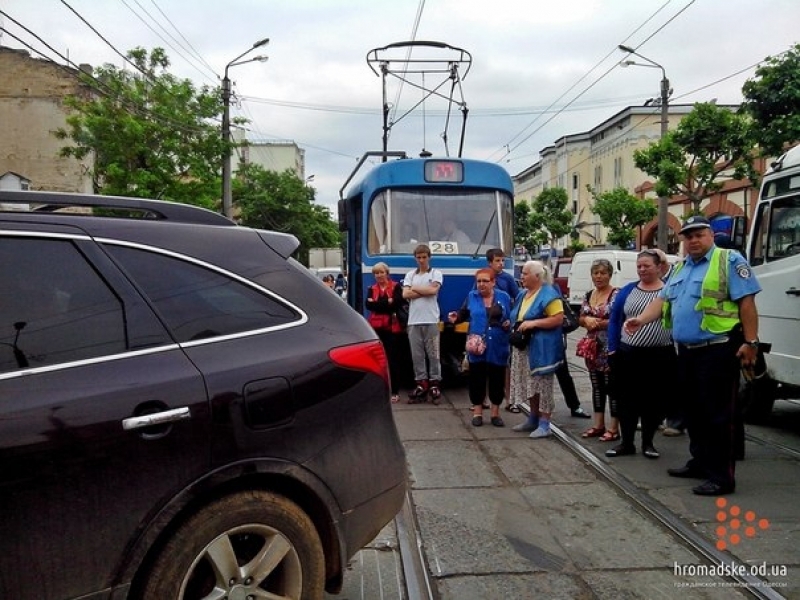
left=0, top=190, right=407, bottom=600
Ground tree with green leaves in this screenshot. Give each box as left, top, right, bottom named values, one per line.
left=234, top=163, right=340, bottom=265
left=742, top=43, right=800, bottom=157
left=589, top=186, right=657, bottom=249
left=55, top=47, right=225, bottom=208
left=633, top=102, right=758, bottom=214
left=530, top=187, right=573, bottom=247
left=514, top=201, right=545, bottom=255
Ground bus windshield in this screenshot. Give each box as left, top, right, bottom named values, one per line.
left=367, top=188, right=513, bottom=256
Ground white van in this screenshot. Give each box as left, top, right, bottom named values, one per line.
left=733, top=144, right=800, bottom=420
left=566, top=250, right=679, bottom=310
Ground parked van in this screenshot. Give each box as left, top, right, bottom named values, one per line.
left=732, top=144, right=800, bottom=420
left=566, top=250, right=679, bottom=310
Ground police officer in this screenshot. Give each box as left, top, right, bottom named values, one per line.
left=624, top=215, right=761, bottom=496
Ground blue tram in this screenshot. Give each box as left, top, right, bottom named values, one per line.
left=338, top=153, right=515, bottom=378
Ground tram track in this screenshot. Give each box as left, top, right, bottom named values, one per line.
left=547, top=410, right=788, bottom=600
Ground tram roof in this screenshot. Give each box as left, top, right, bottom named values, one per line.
left=344, top=156, right=514, bottom=199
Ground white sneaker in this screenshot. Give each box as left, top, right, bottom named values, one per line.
left=529, top=427, right=552, bottom=439
left=512, top=421, right=537, bottom=432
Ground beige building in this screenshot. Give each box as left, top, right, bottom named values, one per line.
left=513, top=103, right=757, bottom=254
left=234, top=131, right=307, bottom=180
left=0, top=46, right=93, bottom=194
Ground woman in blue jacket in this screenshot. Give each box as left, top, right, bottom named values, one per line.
left=448, top=268, right=512, bottom=427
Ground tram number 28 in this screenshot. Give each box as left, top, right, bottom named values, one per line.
left=429, top=241, right=460, bottom=255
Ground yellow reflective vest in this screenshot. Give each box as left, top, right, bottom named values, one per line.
left=662, top=248, right=740, bottom=334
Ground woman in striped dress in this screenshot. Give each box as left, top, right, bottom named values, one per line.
left=606, top=250, right=676, bottom=459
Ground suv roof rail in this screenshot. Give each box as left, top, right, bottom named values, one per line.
left=0, top=190, right=235, bottom=226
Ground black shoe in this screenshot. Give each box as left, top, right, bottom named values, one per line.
left=692, top=480, right=735, bottom=496
left=471, top=415, right=483, bottom=427
left=605, top=444, right=635, bottom=457
left=667, top=465, right=705, bottom=479
left=570, top=407, right=591, bottom=419
left=642, top=446, right=660, bottom=459
left=490, top=416, right=504, bottom=427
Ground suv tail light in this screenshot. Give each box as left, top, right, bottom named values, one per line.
left=328, top=340, right=390, bottom=385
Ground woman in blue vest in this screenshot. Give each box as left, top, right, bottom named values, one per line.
left=448, top=268, right=512, bottom=426
left=508, top=261, right=565, bottom=439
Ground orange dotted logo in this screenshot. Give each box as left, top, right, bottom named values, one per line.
left=714, top=498, right=770, bottom=551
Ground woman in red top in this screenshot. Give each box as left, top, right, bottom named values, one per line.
left=366, top=262, right=407, bottom=403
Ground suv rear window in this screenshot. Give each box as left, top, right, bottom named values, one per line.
left=1, top=237, right=126, bottom=373
left=106, top=244, right=299, bottom=343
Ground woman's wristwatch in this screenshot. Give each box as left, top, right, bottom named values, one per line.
left=745, top=338, right=759, bottom=348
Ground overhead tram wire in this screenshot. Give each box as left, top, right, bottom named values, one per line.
left=0, top=12, right=219, bottom=137
left=58, top=0, right=149, bottom=79
left=148, top=0, right=219, bottom=77
left=492, top=0, right=698, bottom=166
left=387, top=0, right=426, bottom=146
left=119, top=0, right=218, bottom=85
left=484, top=0, right=676, bottom=163
left=527, top=50, right=777, bottom=191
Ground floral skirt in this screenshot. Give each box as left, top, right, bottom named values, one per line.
left=509, top=346, right=555, bottom=413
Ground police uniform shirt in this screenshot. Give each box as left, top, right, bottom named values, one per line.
left=659, top=245, right=761, bottom=344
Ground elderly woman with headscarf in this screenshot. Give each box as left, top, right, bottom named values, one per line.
left=508, top=260, right=565, bottom=439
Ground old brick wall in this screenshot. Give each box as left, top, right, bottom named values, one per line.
left=0, top=47, right=93, bottom=193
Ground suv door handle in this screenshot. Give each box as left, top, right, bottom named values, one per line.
left=122, top=407, right=191, bottom=430
left=786, top=288, right=800, bottom=296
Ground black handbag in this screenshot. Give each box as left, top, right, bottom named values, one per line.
left=509, top=323, right=530, bottom=350
left=561, top=301, right=580, bottom=334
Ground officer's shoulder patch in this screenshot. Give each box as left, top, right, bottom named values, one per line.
left=736, top=263, right=752, bottom=279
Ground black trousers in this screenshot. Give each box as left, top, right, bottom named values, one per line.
left=556, top=359, right=581, bottom=411
left=613, top=344, right=676, bottom=449
left=677, top=340, right=740, bottom=488
left=468, top=361, right=506, bottom=407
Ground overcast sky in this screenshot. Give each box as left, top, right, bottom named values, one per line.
left=3, top=0, right=799, bottom=212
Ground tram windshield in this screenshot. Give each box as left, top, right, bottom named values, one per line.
left=367, top=189, right=513, bottom=256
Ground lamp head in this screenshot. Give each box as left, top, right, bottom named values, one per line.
left=618, top=44, right=635, bottom=53
left=253, top=38, right=270, bottom=48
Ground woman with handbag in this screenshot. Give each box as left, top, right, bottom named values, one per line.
left=366, top=262, right=407, bottom=403
left=577, top=258, right=620, bottom=441
left=508, top=261, right=565, bottom=439
left=448, top=268, right=511, bottom=427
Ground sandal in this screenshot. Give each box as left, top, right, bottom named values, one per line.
left=582, top=426, right=606, bottom=438
left=505, top=403, right=521, bottom=413
left=599, top=430, right=620, bottom=442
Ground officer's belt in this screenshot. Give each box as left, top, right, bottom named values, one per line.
left=677, top=336, right=730, bottom=350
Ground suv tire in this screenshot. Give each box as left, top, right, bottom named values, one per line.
left=140, top=491, right=325, bottom=600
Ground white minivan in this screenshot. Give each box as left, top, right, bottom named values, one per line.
left=566, top=249, right=679, bottom=310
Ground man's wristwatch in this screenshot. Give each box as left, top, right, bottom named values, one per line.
left=745, top=338, right=759, bottom=348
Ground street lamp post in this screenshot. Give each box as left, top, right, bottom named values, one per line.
left=222, top=38, right=269, bottom=219
left=619, top=45, right=670, bottom=251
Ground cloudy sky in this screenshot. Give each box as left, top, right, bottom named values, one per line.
left=2, top=0, right=799, bottom=212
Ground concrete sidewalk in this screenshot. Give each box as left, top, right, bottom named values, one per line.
left=389, top=348, right=799, bottom=599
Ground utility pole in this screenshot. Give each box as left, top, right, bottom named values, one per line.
left=619, top=45, right=670, bottom=251
left=221, top=38, right=269, bottom=219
